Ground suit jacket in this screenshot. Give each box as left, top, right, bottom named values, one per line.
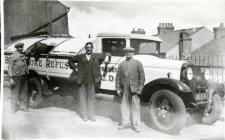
left=116, top=58, right=145, bottom=93
left=68, top=53, right=106, bottom=85
left=8, top=51, right=28, bottom=77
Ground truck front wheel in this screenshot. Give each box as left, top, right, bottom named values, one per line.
left=149, top=89, right=186, bottom=134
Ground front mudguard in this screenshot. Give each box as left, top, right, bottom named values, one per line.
left=143, top=78, right=195, bottom=108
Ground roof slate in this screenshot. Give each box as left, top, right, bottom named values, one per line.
left=157, top=27, right=204, bottom=52
left=191, top=36, right=225, bottom=56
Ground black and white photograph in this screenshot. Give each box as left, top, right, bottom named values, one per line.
left=1, top=0, right=225, bottom=139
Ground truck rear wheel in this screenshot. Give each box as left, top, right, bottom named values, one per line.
left=28, top=77, right=44, bottom=108
left=149, top=89, right=186, bottom=134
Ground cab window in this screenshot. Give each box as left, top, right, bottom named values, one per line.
left=130, top=39, right=159, bottom=55
left=102, top=38, right=126, bottom=56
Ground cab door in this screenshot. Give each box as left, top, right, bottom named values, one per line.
left=100, top=37, right=127, bottom=91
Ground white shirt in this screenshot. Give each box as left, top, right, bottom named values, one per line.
left=86, top=54, right=91, bottom=61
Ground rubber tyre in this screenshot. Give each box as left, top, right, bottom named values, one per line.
left=28, top=77, right=44, bottom=108
left=202, top=94, right=223, bottom=124
left=149, top=89, right=186, bottom=134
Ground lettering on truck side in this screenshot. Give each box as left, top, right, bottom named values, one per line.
left=29, top=58, right=69, bottom=70
left=28, top=57, right=118, bottom=90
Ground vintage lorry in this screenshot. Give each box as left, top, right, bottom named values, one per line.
left=4, top=33, right=224, bottom=134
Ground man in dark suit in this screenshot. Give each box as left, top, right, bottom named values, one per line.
left=68, top=42, right=110, bottom=121
left=116, top=47, right=145, bottom=132
left=8, top=43, right=30, bottom=113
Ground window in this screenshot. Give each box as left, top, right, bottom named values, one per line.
left=102, top=38, right=126, bottom=56
left=130, top=39, right=159, bottom=55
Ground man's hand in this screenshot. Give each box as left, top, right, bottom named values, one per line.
left=137, top=91, right=142, bottom=95
left=105, top=52, right=112, bottom=56
left=117, top=90, right=122, bottom=96
left=104, top=52, right=111, bottom=63
left=10, top=78, right=15, bottom=87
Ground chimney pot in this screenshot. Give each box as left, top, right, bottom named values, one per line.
left=157, top=22, right=175, bottom=35
left=213, top=23, right=225, bottom=39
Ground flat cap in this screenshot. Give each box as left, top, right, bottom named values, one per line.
left=123, top=47, right=135, bottom=52
left=15, top=42, right=24, bottom=48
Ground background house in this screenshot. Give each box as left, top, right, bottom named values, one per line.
left=156, top=23, right=214, bottom=59
left=4, top=0, right=70, bottom=45
left=191, top=23, right=225, bottom=66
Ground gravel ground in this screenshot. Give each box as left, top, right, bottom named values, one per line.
left=1, top=87, right=224, bottom=140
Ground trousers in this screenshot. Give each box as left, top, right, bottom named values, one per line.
left=79, top=82, right=95, bottom=118
left=121, top=86, right=140, bottom=128
left=10, top=75, right=29, bottom=111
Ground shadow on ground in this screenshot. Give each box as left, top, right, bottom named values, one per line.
left=21, top=85, right=224, bottom=136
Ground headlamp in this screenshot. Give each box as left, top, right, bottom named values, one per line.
left=204, top=69, right=210, bottom=80
left=187, top=68, right=193, bottom=80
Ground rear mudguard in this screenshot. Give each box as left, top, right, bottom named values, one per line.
left=142, top=78, right=195, bottom=108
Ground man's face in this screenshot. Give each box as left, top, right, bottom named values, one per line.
left=125, top=51, right=134, bottom=59
left=85, top=44, right=93, bottom=55
left=16, top=47, right=24, bottom=53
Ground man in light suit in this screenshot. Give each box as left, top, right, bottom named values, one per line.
left=68, top=42, right=111, bottom=121
left=116, top=47, right=145, bottom=132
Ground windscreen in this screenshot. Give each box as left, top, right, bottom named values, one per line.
left=130, top=39, right=159, bottom=55
left=102, top=38, right=126, bottom=56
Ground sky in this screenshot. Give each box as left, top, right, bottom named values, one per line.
left=59, top=0, right=225, bottom=38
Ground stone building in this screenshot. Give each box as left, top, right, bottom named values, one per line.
left=192, top=23, right=225, bottom=56
left=4, top=0, right=70, bottom=45
left=156, top=23, right=214, bottom=59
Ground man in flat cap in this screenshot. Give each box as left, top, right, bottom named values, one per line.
left=8, top=42, right=30, bottom=113
left=116, top=47, right=145, bottom=132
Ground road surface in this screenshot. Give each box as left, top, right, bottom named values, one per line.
left=1, top=87, right=224, bottom=140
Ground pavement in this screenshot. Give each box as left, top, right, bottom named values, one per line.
left=1, top=87, right=225, bottom=140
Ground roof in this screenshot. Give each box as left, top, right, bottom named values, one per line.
left=157, top=27, right=204, bottom=52
left=97, top=32, right=162, bottom=42
left=191, top=36, right=225, bottom=56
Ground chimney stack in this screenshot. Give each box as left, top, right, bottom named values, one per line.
left=131, top=28, right=146, bottom=34
left=157, top=23, right=174, bottom=35
left=179, top=29, right=191, bottom=59
left=213, top=23, right=225, bottom=39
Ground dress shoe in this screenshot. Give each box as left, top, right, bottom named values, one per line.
left=133, top=127, right=141, bottom=133
left=89, top=116, right=96, bottom=121
left=10, top=110, right=17, bottom=114
left=20, top=106, right=30, bottom=112
left=118, top=124, right=130, bottom=130
left=23, top=108, right=31, bottom=112
left=82, top=117, right=88, bottom=121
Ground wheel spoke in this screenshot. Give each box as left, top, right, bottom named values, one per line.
left=154, top=96, right=176, bottom=126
